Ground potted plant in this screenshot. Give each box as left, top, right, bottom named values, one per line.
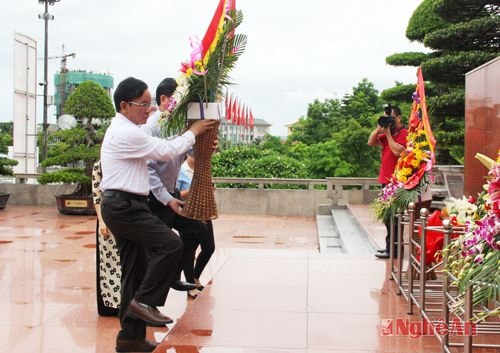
left=0, top=124, right=18, bottom=208
left=38, top=80, right=115, bottom=215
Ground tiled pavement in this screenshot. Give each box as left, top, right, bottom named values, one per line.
left=0, top=205, right=488, bottom=352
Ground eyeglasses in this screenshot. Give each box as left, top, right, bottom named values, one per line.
left=127, top=101, right=152, bottom=108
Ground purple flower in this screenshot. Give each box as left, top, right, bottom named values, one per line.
left=412, top=92, right=420, bottom=104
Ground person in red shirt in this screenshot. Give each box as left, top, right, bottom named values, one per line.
left=367, top=105, right=408, bottom=259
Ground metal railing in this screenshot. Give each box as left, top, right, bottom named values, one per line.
left=389, top=203, right=499, bottom=353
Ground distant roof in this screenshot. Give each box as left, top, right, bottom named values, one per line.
left=254, top=118, right=271, bottom=127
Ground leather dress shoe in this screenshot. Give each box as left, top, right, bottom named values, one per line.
left=171, top=280, right=197, bottom=291
left=375, top=251, right=390, bottom=259
left=116, top=338, right=158, bottom=352
left=127, top=298, right=173, bottom=326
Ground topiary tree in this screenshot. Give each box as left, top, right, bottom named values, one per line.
left=38, top=80, right=115, bottom=196
left=384, top=0, right=500, bottom=164
left=0, top=126, right=18, bottom=176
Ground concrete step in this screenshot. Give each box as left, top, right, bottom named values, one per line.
left=330, top=207, right=376, bottom=255
left=316, top=214, right=343, bottom=254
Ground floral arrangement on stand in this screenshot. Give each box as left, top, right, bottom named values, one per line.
left=372, top=67, right=436, bottom=223
left=159, top=0, right=247, bottom=136
left=442, top=151, right=500, bottom=321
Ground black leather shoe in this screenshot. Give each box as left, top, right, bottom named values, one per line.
left=171, top=280, right=197, bottom=291
left=127, top=298, right=173, bottom=326
left=116, top=338, right=158, bottom=352
left=375, top=251, right=390, bottom=259
left=377, top=249, right=387, bottom=254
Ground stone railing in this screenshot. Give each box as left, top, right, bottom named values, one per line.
left=1, top=166, right=464, bottom=216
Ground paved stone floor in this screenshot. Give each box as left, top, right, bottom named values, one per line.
left=0, top=205, right=494, bottom=352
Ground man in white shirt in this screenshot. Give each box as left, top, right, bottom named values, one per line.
left=100, top=77, right=214, bottom=353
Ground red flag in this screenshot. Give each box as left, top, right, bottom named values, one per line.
left=232, top=98, right=238, bottom=124
left=238, top=103, right=244, bottom=126
left=201, top=0, right=228, bottom=63
left=225, top=94, right=232, bottom=123
left=416, top=67, right=436, bottom=153
left=249, top=109, right=254, bottom=129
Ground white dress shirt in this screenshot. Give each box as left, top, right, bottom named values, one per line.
left=100, top=113, right=195, bottom=195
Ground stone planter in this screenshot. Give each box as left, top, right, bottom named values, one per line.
left=0, top=193, right=11, bottom=209
left=55, top=194, right=96, bottom=215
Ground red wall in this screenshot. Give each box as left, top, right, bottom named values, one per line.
left=464, top=57, right=500, bottom=196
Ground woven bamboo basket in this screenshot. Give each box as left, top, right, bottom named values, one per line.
left=181, top=103, right=221, bottom=220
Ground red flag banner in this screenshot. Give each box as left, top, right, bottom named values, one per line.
left=201, top=0, right=229, bottom=64
left=249, top=109, right=254, bottom=129
left=232, top=98, right=238, bottom=124
left=416, top=67, right=436, bottom=153
left=225, top=94, right=232, bottom=123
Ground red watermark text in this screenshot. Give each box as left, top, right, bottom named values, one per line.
left=380, top=318, right=477, bottom=339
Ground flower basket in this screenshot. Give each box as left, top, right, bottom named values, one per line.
left=181, top=103, right=222, bottom=220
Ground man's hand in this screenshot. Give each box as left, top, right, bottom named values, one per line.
left=167, top=198, right=185, bottom=215
left=189, top=120, right=216, bottom=136
left=212, top=138, right=219, bottom=152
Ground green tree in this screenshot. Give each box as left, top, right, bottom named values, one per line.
left=38, top=81, right=115, bottom=195
left=287, top=98, right=342, bottom=144
left=340, top=78, right=380, bottom=127
left=212, top=144, right=308, bottom=185
left=307, top=119, right=379, bottom=178
left=0, top=131, right=18, bottom=176
left=385, top=0, right=500, bottom=163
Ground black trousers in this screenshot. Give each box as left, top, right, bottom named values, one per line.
left=148, top=192, right=214, bottom=283
left=384, top=216, right=399, bottom=255
left=101, top=196, right=182, bottom=340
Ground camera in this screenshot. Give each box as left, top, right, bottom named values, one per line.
left=377, top=115, right=395, bottom=128
left=378, top=103, right=395, bottom=128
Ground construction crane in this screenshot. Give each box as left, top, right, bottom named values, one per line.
left=47, top=45, right=76, bottom=116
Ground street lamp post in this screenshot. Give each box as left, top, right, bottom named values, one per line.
left=38, top=0, right=60, bottom=172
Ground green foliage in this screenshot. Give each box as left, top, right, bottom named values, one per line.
left=435, top=0, right=499, bottom=22
left=406, top=0, right=448, bottom=41
left=306, top=119, right=379, bottom=178
left=434, top=117, right=465, bottom=164
left=427, top=88, right=465, bottom=117
left=385, top=52, right=432, bottom=67
left=381, top=84, right=419, bottom=102
left=37, top=168, right=89, bottom=184
left=422, top=51, right=500, bottom=84
left=340, top=79, right=379, bottom=123
left=386, top=0, right=500, bottom=164
left=253, top=134, right=288, bottom=154
left=212, top=144, right=307, bottom=180
left=287, top=98, right=342, bottom=144
left=424, top=16, right=500, bottom=50
left=0, top=128, right=17, bottom=176
left=64, top=81, right=115, bottom=119
left=0, top=157, right=18, bottom=176
left=39, top=81, right=114, bottom=195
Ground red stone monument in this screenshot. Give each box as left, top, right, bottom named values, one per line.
left=464, top=56, right=500, bottom=196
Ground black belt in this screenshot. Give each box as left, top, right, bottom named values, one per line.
left=103, top=189, right=149, bottom=203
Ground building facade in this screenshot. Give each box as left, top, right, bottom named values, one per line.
left=53, top=71, right=113, bottom=117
